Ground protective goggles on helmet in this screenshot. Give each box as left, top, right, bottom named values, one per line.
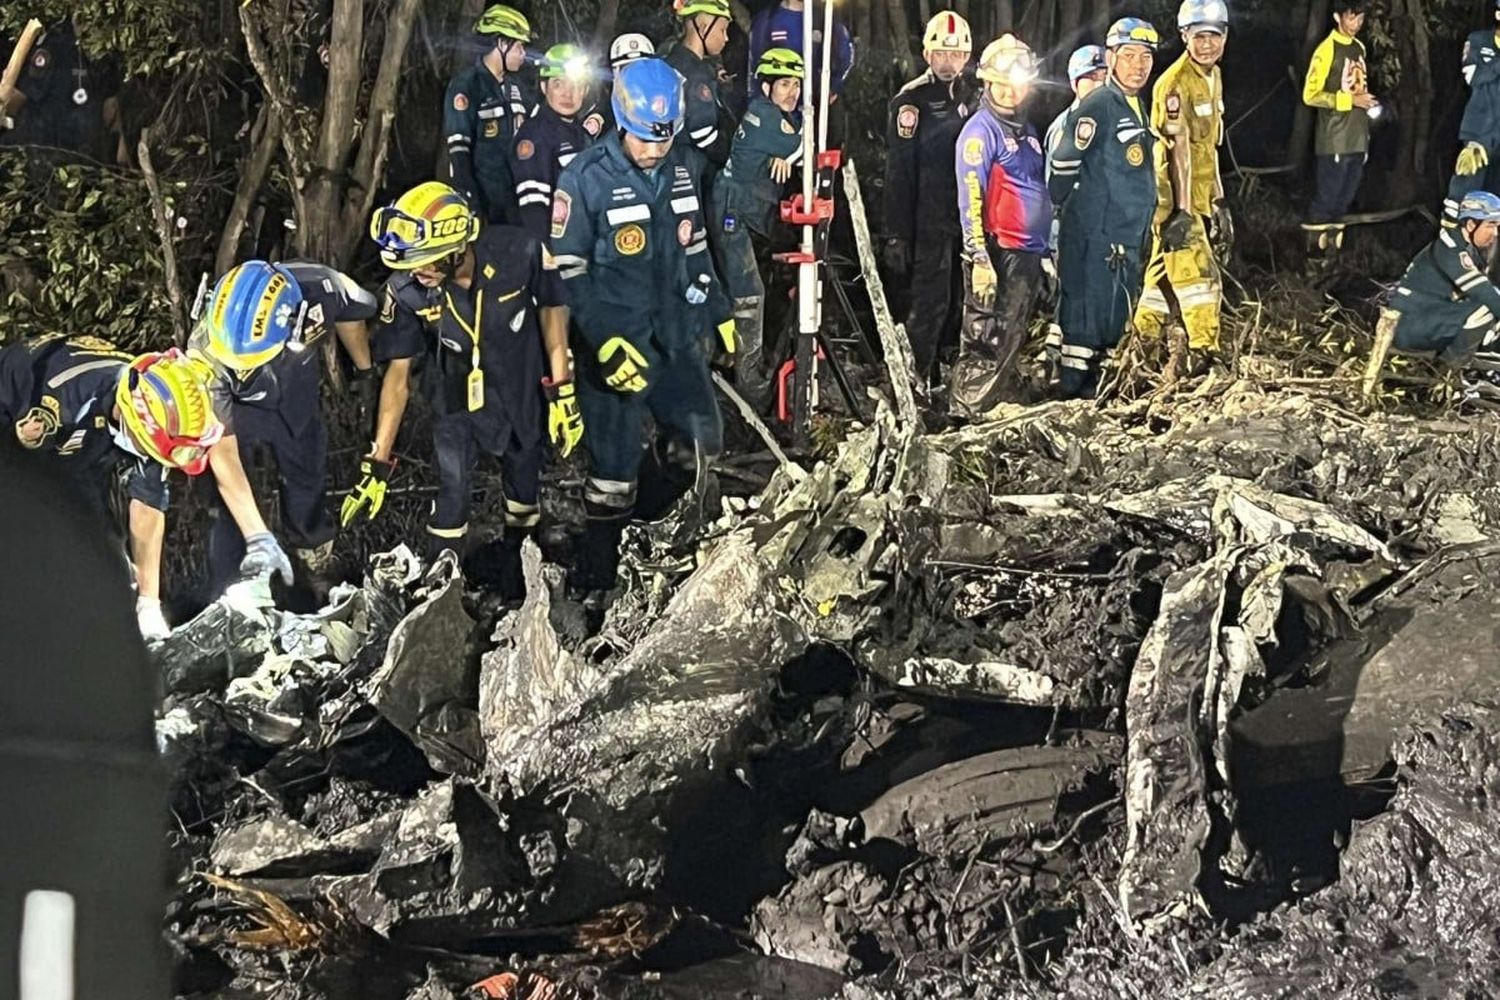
left=369, top=205, right=479, bottom=268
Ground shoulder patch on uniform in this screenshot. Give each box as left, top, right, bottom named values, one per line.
left=962, top=136, right=984, bottom=166
left=614, top=223, right=646, bottom=256
left=551, top=190, right=572, bottom=239
left=698, top=82, right=713, bottom=101
left=516, top=139, right=535, bottom=160
left=677, top=219, right=693, bottom=246
left=1165, top=92, right=1181, bottom=119
left=453, top=92, right=469, bottom=112
left=583, top=113, right=604, bottom=137
left=1075, top=116, right=1096, bottom=150
left=1462, top=251, right=1477, bottom=271
left=896, top=104, right=919, bottom=140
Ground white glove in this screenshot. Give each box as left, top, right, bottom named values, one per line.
left=136, top=596, right=171, bottom=641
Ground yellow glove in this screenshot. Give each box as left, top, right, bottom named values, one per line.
left=340, top=454, right=394, bottom=527
left=598, top=336, right=649, bottom=393
left=1458, top=142, right=1490, bottom=177
left=544, top=377, right=584, bottom=457
left=970, top=259, right=998, bottom=310
left=717, top=318, right=737, bottom=355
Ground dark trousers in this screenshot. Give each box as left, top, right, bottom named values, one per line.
left=906, top=230, right=964, bottom=382
left=429, top=412, right=543, bottom=558
left=207, top=405, right=332, bottom=593
left=1308, top=153, right=1367, bottom=224
left=1057, top=233, right=1146, bottom=399
left=952, top=246, right=1043, bottom=416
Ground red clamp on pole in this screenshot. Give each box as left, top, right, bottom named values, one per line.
left=780, top=194, right=834, bottom=227
left=817, top=149, right=843, bottom=171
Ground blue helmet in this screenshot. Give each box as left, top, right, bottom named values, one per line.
left=195, top=261, right=304, bottom=371
left=1106, top=17, right=1160, bottom=50
left=1458, top=191, right=1500, bottom=223
left=1178, top=0, right=1229, bottom=32
left=1067, top=45, right=1107, bottom=85
left=611, top=57, right=685, bottom=141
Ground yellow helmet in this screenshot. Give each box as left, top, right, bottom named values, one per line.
left=976, top=34, right=1039, bottom=85
left=115, top=349, right=224, bottom=476
left=474, top=4, right=532, bottom=41
left=923, top=12, right=972, bottom=54
left=369, top=182, right=481, bottom=270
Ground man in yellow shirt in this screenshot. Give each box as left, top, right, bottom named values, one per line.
left=1134, top=0, right=1230, bottom=361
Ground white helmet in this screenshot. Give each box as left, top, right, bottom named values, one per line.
left=923, top=11, right=972, bottom=54
left=976, top=34, right=1038, bottom=86
left=609, top=32, right=655, bottom=67
left=1178, top=0, right=1229, bottom=32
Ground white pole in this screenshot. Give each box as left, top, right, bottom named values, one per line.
left=797, top=0, right=817, bottom=361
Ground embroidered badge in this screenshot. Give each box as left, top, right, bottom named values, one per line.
left=896, top=104, right=919, bottom=139
left=614, top=223, right=647, bottom=255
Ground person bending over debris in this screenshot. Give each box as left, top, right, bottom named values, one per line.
left=349, top=181, right=575, bottom=600
left=1445, top=1, right=1500, bottom=226
left=551, top=56, right=733, bottom=604
left=884, top=11, right=975, bottom=387
left=953, top=33, right=1050, bottom=417
left=189, top=259, right=379, bottom=596
left=511, top=44, right=597, bottom=244
left=1134, top=0, right=1232, bottom=368
left=444, top=4, right=534, bottom=225
left=714, top=46, right=806, bottom=406
left=1048, top=17, right=1159, bottom=400
left=1301, top=0, right=1377, bottom=267
left=1376, top=192, right=1500, bottom=366
left=0, top=338, right=223, bottom=639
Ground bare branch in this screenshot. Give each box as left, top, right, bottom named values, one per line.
left=138, top=126, right=188, bottom=347
left=216, top=103, right=284, bottom=277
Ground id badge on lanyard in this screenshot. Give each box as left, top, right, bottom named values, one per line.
left=444, top=289, right=485, bottom=412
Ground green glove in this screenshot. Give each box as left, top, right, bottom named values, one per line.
left=598, top=337, right=650, bottom=393
left=340, top=454, right=395, bottom=527
left=1458, top=142, right=1490, bottom=177
left=544, top=377, right=584, bottom=457
left=717, top=318, right=737, bottom=355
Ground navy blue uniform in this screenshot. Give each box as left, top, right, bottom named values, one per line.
left=444, top=59, right=531, bottom=224
left=1388, top=228, right=1500, bottom=361
left=1446, top=30, right=1500, bottom=222
left=371, top=226, right=561, bottom=555
left=1048, top=82, right=1157, bottom=398
left=747, top=3, right=854, bottom=101
left=0, top=22, right=121, bottom=163
left=663, top=42, right=735, bottom=169
left=552, top=133, right=727, bottom=589
left=510, top=103, right=594, bottom=242
left=0, top=335, right=168, bottom=516
left=198, top=262, right=376, bottom=588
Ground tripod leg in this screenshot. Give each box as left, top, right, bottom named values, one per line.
left=816, top=330, right=864, bottom=419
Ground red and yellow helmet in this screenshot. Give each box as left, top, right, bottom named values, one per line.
left=114, top=349, right=224, bottom=475
left=369, top=181, right=481, bottom=270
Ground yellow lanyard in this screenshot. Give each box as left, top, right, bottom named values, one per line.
left=444, top=288, right=485, bottom=412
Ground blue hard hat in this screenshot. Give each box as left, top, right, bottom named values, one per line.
left=1178, top=0, right=1229, bottom=32
left=1106, top=17, right=1160, bottom=50
left=1067, top=45, right=1107, bottom=84
left=195, top=261, right=304, bottom=371
left=611, top=57, right=686, bottom=141
left=1458, top=191, right=1500, bottom=223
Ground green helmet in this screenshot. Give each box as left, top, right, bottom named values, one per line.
left=475, top=4, right=532, bottom=41
left=674, top=0, right=731, bottom=19
left=756, top=47, right=805, bottom=79
left=540, top=43, right=592, bottom=81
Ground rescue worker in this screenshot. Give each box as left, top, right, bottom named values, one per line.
left=0, top=19, right=126, bottom=165
left=582, top=33, right=657, bottom=138
left=715, top=47, right=806, bottom=404
left=883, top=11, right=974, bottom=385
left=1301, top=0, right=1377, bottom=264
left=1377, top=192, right=1500, bottom=364
left=444, top=4, right=534, bottom=224
left=189, top=259, right=380, bottom=593
left=513, top=44, right=596, bottom=242
left=0, top=338, right=225, bottom=638
left=1046, top=46, right=1108, bottom=175
left=1134, top=0, right=1232, bottom=363
left=748, top=0, right=855, bottom=106
left=551, top=57, right=735, bottom=601
left=953, top=34, right=1050, bottom=417
left=1444, top=1, right=1500, bottom=226
left=1048, top=17, right=1160, bottom=400
left=347, top=181, right=576, bottom=599
left=663, top=0, right=736, bottom=169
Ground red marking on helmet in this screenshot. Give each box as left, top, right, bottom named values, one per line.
left=946, top=14, right=956, bottom=33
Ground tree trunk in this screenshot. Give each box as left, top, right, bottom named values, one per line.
left=594, top=0, right=622, bottom=50
left=885, top=0, right=913, bottom=70
left=917, top=0, right=932, bottom=35
left=854, top=0, right=872, bottom=55
left=216, top=103, right=284, bottom=276
left=994, top=0, right=1013, bottom=34
left=1088, top=0, right=1110, bottom=47
left=1056, top=0, right=1085, bottom=59
left=1288, top=0, right=1330, bottom=171
left=1387, top=0, right=1432, bottom=204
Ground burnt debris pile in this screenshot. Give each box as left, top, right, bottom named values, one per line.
left=159, top=379, right=1500, bottom=998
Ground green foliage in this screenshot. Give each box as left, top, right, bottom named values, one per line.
left=0, top=151, right=173, bottom=352
left=0, top=1, right=218, bottom=81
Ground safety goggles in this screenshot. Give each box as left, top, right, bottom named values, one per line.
left=1123, top=25, right=1160, bottom=46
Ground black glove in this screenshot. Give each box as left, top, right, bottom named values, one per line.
left=1161, top=209, right=1196, bottom=254
left=1208, top=200, right=1234, bottom=255
left=350, top=367, right=378, bottom=430
left=883, top=238, right=911, bottom=277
